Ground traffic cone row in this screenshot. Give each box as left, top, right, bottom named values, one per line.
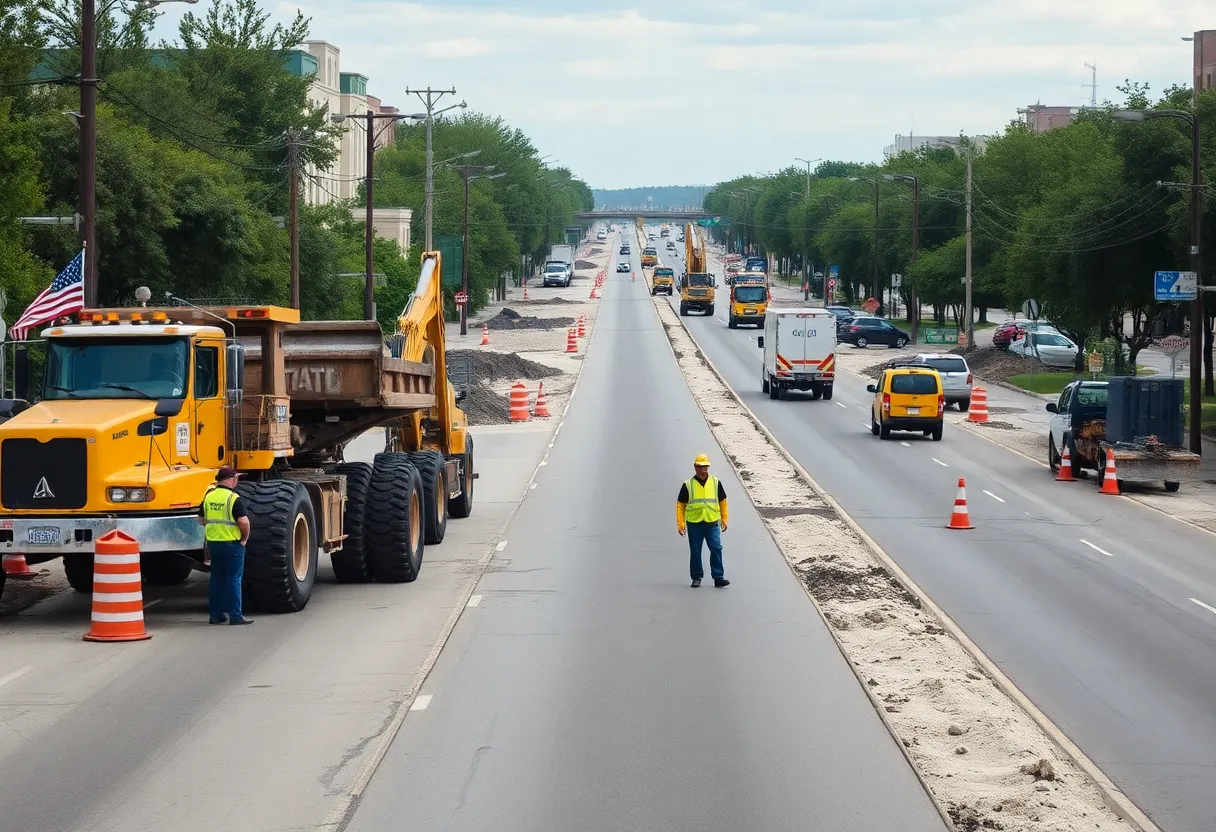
left=566, top=327, right=578, bottom=354
left=577, top=314, right=586, bottom=338
left=508, top=381, right=531, bottom=422
left=480, top=324, right=490, bottom=346
left=967, top=388, right=989, bottom=423
left=532, top=382, right=551, bottom=418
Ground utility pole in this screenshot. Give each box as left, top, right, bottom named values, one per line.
left=80, top=0, right=98, bottom=306
left=453, top=164, right=504, bottom=336
left=964, top=150, right=973, bottom=350
left=405, top=87, right=465, bottom=250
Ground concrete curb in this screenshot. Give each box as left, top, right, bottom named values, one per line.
left=653, top=297, right=1162, bottom=832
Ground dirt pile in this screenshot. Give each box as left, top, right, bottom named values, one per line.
left=484, top=307, right=575, bottom=330
left=575, top=259, right=597, bottom=270
left=526, top=297, right=575, bottom=305
left=461, top=381, right=512, bottom=425
left=449, top=349, right=562, bottom=383
left=861, top=346, right=1037, bottom=384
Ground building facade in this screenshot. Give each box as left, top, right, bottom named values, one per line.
left=883, top=134, right=990, bottom=160
left=1018, top=104, right=1078, bottom=132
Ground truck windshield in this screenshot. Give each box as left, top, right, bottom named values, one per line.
left=654, top=269, right=673, bottom=278
left=43, top=336, right=189, bottom=400
left=688, top=274, right=713, bottom=287
left=734, top=286, right=767, bottom=303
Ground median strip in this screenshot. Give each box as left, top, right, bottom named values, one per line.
left=651, top=293, right=1155, bottom=832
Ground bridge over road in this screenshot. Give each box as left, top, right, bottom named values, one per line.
left=575, top=209, right=711, bottom=221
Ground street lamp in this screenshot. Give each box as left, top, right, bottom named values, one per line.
left=451, top=164, right=506, bottom=336
left=931, top=138, right=975, bottom=350
left=883, top=173, right=920, bottom=342
left=849, top=177, right=881, bottom=313
left=331, top=110, right=425, bottom=320
left=1113, top=107, right=1203, bottom=454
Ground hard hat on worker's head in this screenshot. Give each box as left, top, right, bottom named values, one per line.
left=693, top=454, right=711, bottom=467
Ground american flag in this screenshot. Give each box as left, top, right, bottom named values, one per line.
left=9, top=250, right=85, bottom=341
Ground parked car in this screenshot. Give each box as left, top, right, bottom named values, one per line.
left=838, top=316, right=910, bottom=349
left=542, top=262, right=573, bottom=287
left=617, top=261, right=631, bottom=273
left=993, top=318, right=1054, bottom=349
left=867, top=365, right=944, bottom=441
left=908, top=353, right=972, bottom=411
left=1009, top=330, right=1078, bottom=368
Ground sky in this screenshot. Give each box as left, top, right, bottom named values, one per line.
left=152, top=1, right=1212, bottom=189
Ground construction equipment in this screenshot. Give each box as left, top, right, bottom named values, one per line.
left=0, top=251, right=475, bottom=612
left=680, top=224, right=716, bottom=316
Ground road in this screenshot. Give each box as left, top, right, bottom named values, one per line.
left=0, top=425, right=554, bottom=832
left=655, top=228, right=1216, bottom=831
left=343, top=230, right=945, bottom=831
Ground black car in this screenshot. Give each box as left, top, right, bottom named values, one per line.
left=838, top=316, right=910, bottom=349
left=619, top=246, right=630, bottom=255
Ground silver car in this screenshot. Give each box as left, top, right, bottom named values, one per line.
left=911, top=353, right=973, bottom=411
left=1010, top=330, right=1078, bottom=368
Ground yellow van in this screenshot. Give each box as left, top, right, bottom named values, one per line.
left=867, top=365, right=944, bottom=441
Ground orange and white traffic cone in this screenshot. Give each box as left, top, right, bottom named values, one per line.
left=2, top=554, right=39, bottom=581
left=533, top=382, right=551, bottom=418
left=577, top=314, right=586, bottom=339
left=523, top=283, right=529, bottom=300
left=1055, top=443, right=1076, bottom=482
left=480, top=324, right=490, bottom=346
left=83, top=530, right=151, bottom=642
left=632, top=271, right=636, bottom=282
left=946, top=478, right=974, bottom=530
left=566, top=327, right=578, bottom=354
left=967, top=388, right=989, bottom=423
left=1099, top=449, right=1121, bottom=495
left=508, top=381, right=531, bottom=422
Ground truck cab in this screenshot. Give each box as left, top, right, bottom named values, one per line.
left=679, top=273, right=716, bottom=317
left=651, top=266, right=675, bottom=296
left=728, top=274, right=768, bottom=328
left=641, top=247, right=658, bottom=268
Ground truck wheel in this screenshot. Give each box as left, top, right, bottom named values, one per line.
left=1164, top=481, right=1181, bottom=492
left=706, top=305, right=715, bottom=316
left=408, top=450, right=448, bottom=545
left=679, top=303, right=688, bottom=316
left=823, top=385, right=834, bottom=401
left=871, top=416, right=880, bottom=436
left=139, top=554, right=195, bottom=586
left=237, top=480, right=318, bottom=613
left=449, top=435, right=475, bottom=519
left=330, top=462, right=374, bottom=582
left=0, top=570, right=5, bottom=603
left=63, top=553, right=94, bottom=592
left=879, top=423, right=891, bottom=440
left=367, top=452, right=425, bottom=583
left=931, top=425, right=944, bottom=441
left=770, top=384, right=780, bottom=400
left=959, top=398, right=971, bottom=412
left=762, top=374, right=770, bottom=394
left=728, top=318, right=736, bottom=329
left=1065, top=435, right=1082, bottom=479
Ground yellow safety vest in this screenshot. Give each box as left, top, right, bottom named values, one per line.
left=203, top=487, right=242, bottom=542
left=685, top=475, right=721, bottom=524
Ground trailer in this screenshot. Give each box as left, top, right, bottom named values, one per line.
left=0, top=252, right=474, bottom=611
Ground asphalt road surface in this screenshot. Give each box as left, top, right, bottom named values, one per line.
left=657, top=229, right=1216, bottom=832
left=344, top=231, right=946, bottom=832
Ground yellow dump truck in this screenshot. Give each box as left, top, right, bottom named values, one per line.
left=679, top=223, right=716, bottom=316
left=651, top=266, right=675, bottom=296
left=641, top=247, right=658, bottom=268
left=0, top=251, right=474, bottom=611
left=728, top=273, right=769, bottom=328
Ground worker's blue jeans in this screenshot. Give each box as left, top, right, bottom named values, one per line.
left=687, top=522, right=724, bottom=580
left=208, top=541, right=246, bottom=622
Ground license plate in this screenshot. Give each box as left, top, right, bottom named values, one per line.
left=906, top=407, right=920, bottom=415
left=27, top=526, right=62, bottom=546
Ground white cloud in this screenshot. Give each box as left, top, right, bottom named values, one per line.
left=154, top=2, right=1210, bottom=188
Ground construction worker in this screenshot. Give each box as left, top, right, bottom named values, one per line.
left=676, top=454, right=730, bottom=588
left=198, top=466, right=253, bottom=625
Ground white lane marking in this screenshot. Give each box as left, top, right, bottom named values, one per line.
left=409, top=694, right=433, bottom=712
left=496, top=540, right=508, bottom=552
left=539, top=460, right=547, bottom=466
left=861, top=422, right=871, bottom=430
left=466, top=595, right=483, bottom=608
left=836, top=402, right=847, bottom=408
left=548, top=443, right=554, bottom=448
left=1189, top=597, right=1216, bottom=616
left=529, top=482, right=538, bottom=490
left=932, top=458, right=948, bottom=467
left=900, top=441, right=910, bottom=447
left=0, top=666, right=33, bottom=689
left=143, top=599, right=163, bottom=609
left=1079, top=539, right=1114, bottom=558
left=983, top=490, right=1006, bottom=503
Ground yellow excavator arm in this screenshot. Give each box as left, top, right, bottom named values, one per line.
left=685, top=223, right=706, bottom=274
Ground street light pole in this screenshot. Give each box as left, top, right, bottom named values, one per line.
left=80, top=0, right=97, bottom=306
left=964, top=150, right=974, bottom=349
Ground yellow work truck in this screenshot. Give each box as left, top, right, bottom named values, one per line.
left=728, top=273, right=769, bottom=328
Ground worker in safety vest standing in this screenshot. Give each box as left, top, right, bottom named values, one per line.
left=676, top=454, right=730, bottom=588
left=199, top=466, right=253, bottom=625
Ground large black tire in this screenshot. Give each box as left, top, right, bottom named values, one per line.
left=823, top=384, right=834, bottom=401
left=331, top=462, right=374, bottom=583
left=140, top=554, right=195, bottom=586
left=0, top=569, right=5, bottom=603
left=63, top=553, right=94, bottom=592
left=728, top=318, right=737, bottom=329
left=449, top=435, right=475, bottom=519
left=769, top=382, right=780, bottom=400
left=931, top=425, right=944, bottom=441
left=679, top=303, right=688, bottom=316
left=1164, top=481, right=1181, bottom=493
left=1049, top=436, right=1060, bottom=472
left=367, top=453, right=425, bottom=583
left=237, top=480, right=318, bottom=613
left=762, top=374, right=770, bottom=394
left=707, top=305, right=715, bottom=316
left=959, top=398, right=971, bottom=412
left=408, top=450, right=448, bottom=545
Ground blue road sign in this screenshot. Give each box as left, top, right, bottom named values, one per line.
left=829, top=265, right=840, bottom=279
left=1154, top=270, right=1197, bottom=301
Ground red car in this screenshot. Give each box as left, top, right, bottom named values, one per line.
left=993, top=319, right=1055, bottom=349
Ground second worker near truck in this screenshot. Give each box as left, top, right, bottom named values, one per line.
left=676, top=454, right=730, bottom=589
left=199, top=467, right=254, bottom=625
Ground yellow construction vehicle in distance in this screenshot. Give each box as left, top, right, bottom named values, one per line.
left=679, top=223, right=716, bottom=316
left=0, top=251, right=474, bottom=612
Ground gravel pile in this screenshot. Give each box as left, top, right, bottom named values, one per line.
left=461, top=381, right=513, bottom=425
left=484, top=307, right=575, bottom=330
left=575, top=259, right=597, bottom=270
left=525, top=297, right=576, bottom=305
left=449, top=349, right=563, bottom=383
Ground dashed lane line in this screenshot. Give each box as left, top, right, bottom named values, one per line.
left=1189, top=597, right=1216, bottom=616
left=983, top=490, right=1006, bottom=504
left=0, top=666, right=33, bottom=689
left=1079, top=539, right=1115, bottom=558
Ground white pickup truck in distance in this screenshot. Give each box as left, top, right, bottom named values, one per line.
left=757, top=308, right=838, bottom=400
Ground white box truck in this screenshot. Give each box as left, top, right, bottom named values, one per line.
left=757, top=308, right=837, bottom=400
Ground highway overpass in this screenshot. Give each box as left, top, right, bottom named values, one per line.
left=575, top=209, right=711, bottom=221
